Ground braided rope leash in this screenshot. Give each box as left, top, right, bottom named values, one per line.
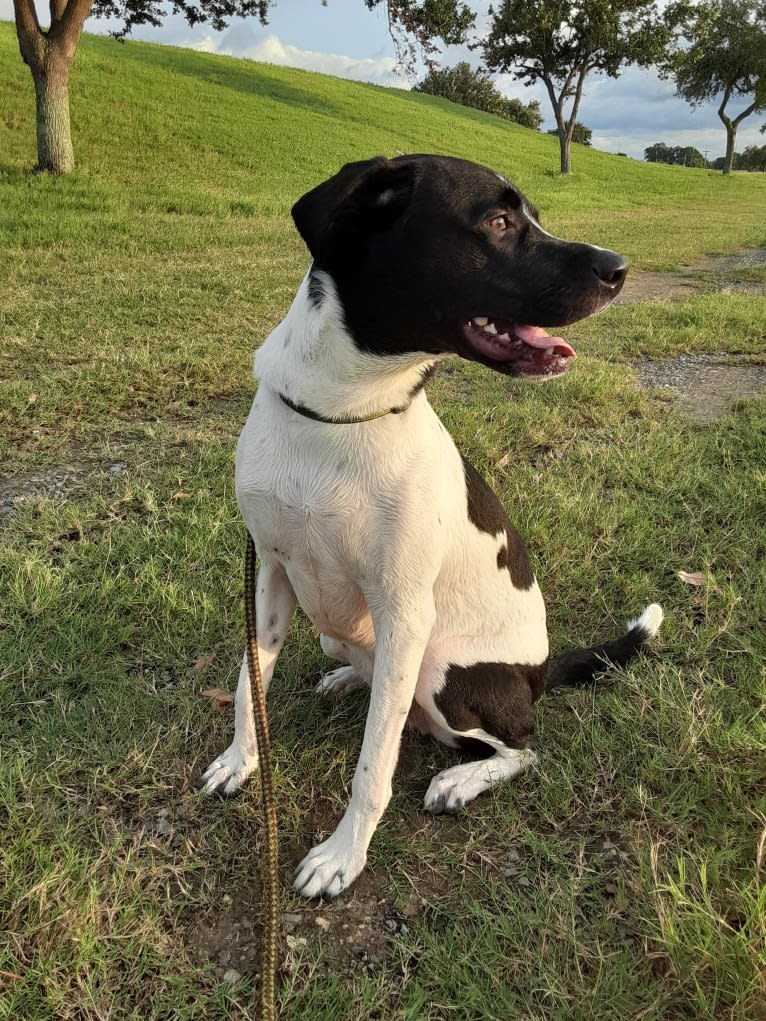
left=244, top=534, right=280, bottom=1021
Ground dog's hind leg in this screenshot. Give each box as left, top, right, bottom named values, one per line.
left=414, top=652, right=542, bottom=814
left=423, top=744, right=537, bottom=814
left=199, top=558, right=296, bottom=797
left=317, top=635, right=373, bottom=696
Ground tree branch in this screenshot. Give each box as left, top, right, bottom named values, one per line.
left=567, top=63, right=589, bottom=132
left=717, top=83, right=734, bottom=128
left=13, top=0, right=43, bottom=46
left=13, top=0, right=45, bottom=70
left=541, top=74, right=564, bottom=130
left=48, top=0, right=94, bottom=51
left=559, top=63, right=578, bottom=101
left=50, top=0, right=68, bottom=25
left=732, top=99, right=759, bottom=127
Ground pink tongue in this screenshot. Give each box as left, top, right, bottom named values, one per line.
left=515, top=324, right=575, bottom=358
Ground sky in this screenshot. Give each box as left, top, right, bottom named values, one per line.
left=3, top=0, right=764, bottom=161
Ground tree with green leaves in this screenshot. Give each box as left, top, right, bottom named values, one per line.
left=414, top=61, right=542, bottom=129
left=644, top=141, right=674, bottom=164
left=740, top=143, right=766, bottom=171
left=663, top=0, right=766, bottom=175
left=644, top=141, right=708, bottom=167
left=482, top=0, right=669, bottom=174
left=547, top=121, right=592, bottom=146
left=13, top=0, right=474, bottom=175
left=712, top=153, right=741, bottom=170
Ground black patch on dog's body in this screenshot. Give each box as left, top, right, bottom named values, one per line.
left=435, top=660, right=548, bottom=753
left=461, top=456, right=534, bottom=590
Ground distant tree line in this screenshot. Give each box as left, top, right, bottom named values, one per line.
left=413, top=63, right=543, bottom=130
left=715, top=145, right=766, bottom=171
left=645, top=141, right=766, bottom=171
left=644, top=142, right=709, bottom=167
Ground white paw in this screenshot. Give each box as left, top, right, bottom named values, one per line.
left=424, top=767, right=473, bottom=814
left=199, top=743, right=258, bottom=797
left=293, top=831, right=366, bottom=899
left=423, top=751, right=535, bottom=814
left=315, top=665, right=366, bottom=697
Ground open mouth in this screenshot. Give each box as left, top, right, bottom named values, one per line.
left=463, top=317, right=576, bottom=378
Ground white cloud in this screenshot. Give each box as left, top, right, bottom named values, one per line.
left=198, top=30, right=410, bottom=89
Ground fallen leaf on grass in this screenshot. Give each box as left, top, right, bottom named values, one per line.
left=200, top=688, right=234, bottom=708
left=678, top=570, right=705, bottom=586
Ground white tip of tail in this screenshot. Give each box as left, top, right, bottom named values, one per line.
left=626, top=603, right=664, bottom=638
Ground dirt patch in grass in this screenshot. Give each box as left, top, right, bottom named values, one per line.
left=616, top=248, right=766, bottom=421
left=186, top=795, right=473, bottom=987
left=0, top=459, right=128, bottom=513
left=636, top=353, right=766, bottom=422
left=187, top=871, right=406, bottom=984
left=618, top=247, right=766, bottom=304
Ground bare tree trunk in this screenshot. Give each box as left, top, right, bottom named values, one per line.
left=543, top=79, right=573, bottom=176
left=13, top=0, right=92, bottom=175
left=561, top=64, right=588, bottom=177
left=558, top=127, right=571, bottom=174
left=33, top=49, right=75, bottom=173
left=720, top=96, right=759, bottom=175
left=723, top=123, right=737, bottom=175
left=544, top=64, right=588, bottom=176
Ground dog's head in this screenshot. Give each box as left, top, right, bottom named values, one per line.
left=292, top=155, right=627, bottom=380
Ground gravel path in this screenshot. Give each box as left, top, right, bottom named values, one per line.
left=636, top=353, right=766, bottom=423
left=622, top=248, right=766, bottom=421
left=617, top=247, right=766, bottom=305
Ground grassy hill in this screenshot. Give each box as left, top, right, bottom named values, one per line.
left=2, top=21, right=766, bottom=264
left=1, top=20, right=765, bottom=1021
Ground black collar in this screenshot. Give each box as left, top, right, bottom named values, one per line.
left=279, top=393, right=411, bottom=425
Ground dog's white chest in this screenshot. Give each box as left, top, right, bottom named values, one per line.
left=252, top=495, right=374, bottom=643
left=234, top=399, right=396, bottom=644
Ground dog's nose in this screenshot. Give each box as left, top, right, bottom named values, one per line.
left=593, top=249, right=628, bottom=289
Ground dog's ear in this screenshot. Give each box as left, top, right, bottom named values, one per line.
left=291, top=157, right=416, bottom=264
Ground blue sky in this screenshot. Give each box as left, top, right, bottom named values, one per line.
left=3, top=0, right=764, bottom=160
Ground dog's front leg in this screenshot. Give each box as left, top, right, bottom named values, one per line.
left=293, top=595, right=436, bottom=899
left=200, top=558, right=296, bottom=797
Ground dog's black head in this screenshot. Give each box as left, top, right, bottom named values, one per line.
left=292, top=155, right=627, bottom=379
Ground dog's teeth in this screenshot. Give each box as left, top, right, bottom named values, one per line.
left=473, top=316, right=489, bottom=327
left=485, top=322, right=497, bottom=335
left=544, top=347, right=554, bottom=355
left=498, top=332, right=511, bottom=342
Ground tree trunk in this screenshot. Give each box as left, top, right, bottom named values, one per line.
left=14, top=0, right=92, bottom=176
left=33, top=51, right=75, bottom=174
left=723, top=124, right=736, bottom=175
left=558, top=127, right=571, bottom=174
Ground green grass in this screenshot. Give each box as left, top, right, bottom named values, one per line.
left=1, top=19, right=765, bottom=1021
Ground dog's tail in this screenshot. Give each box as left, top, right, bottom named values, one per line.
left=545, top=603, right=663, bottom=693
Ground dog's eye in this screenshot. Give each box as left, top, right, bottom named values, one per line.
left=488, top=214, right=511, bottom=232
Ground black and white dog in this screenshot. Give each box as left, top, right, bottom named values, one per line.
left=200, top=155, right=662, bottom=899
